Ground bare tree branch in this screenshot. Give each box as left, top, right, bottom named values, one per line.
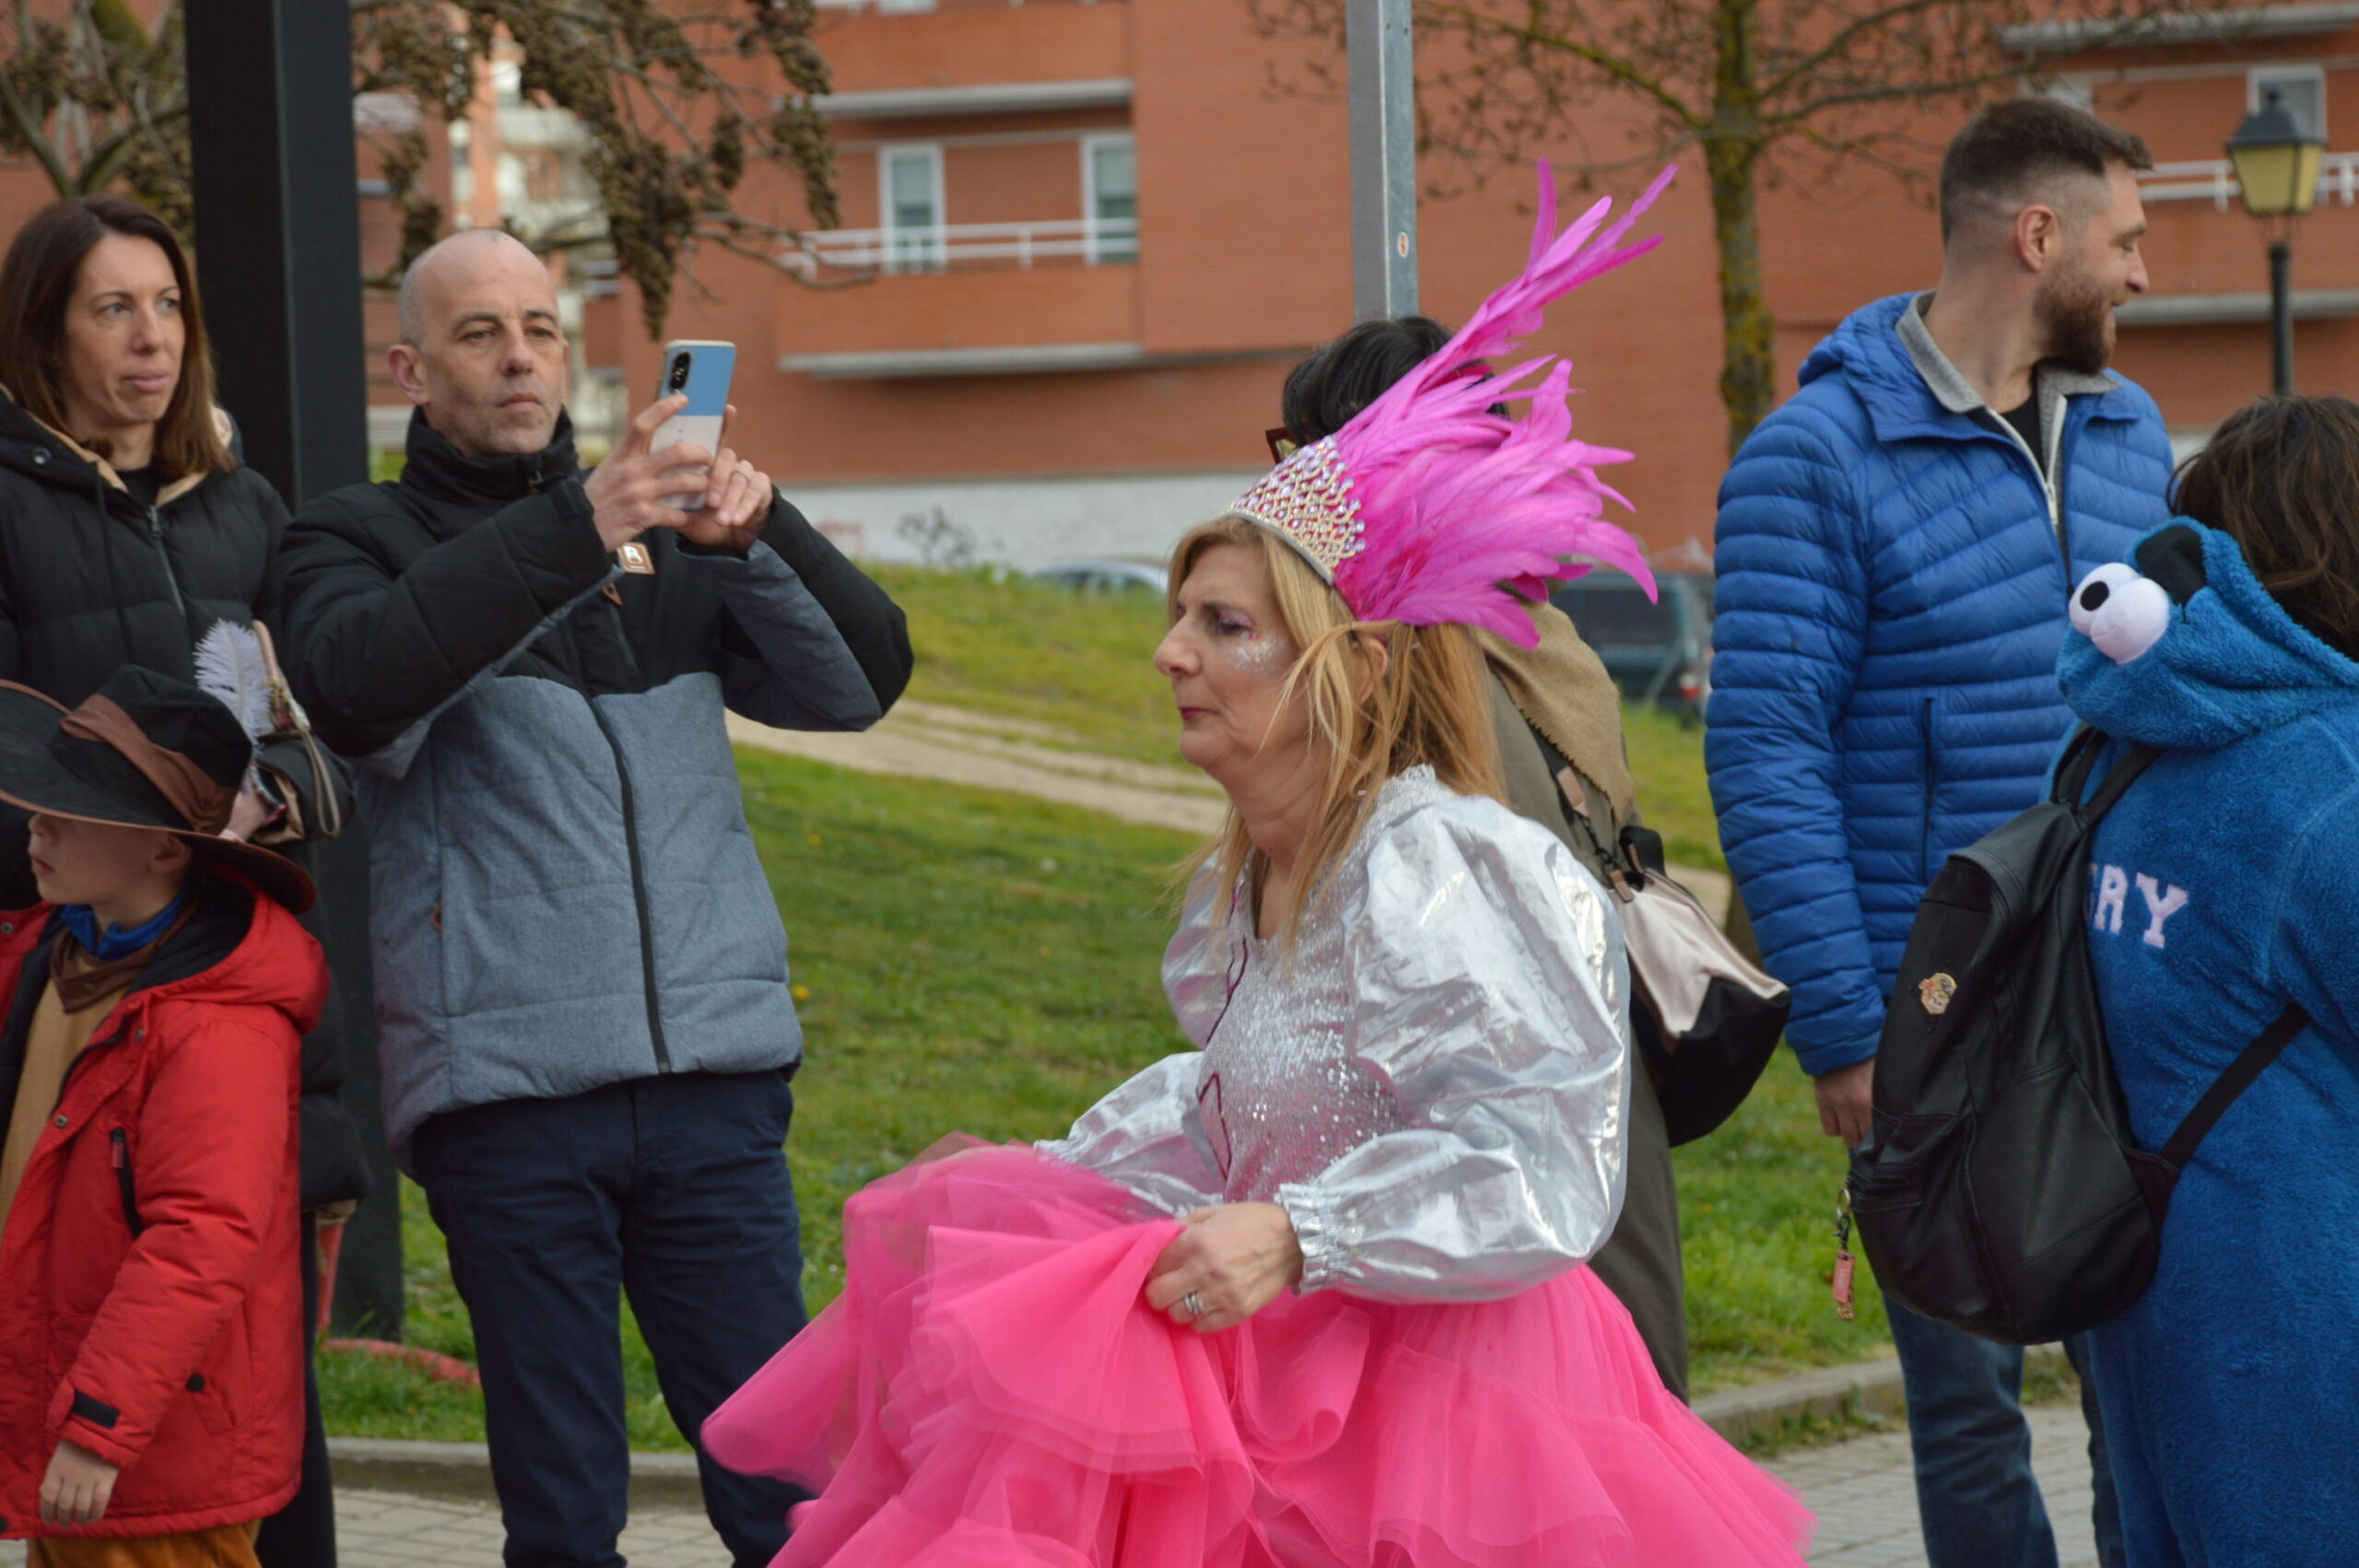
left=77, top=98, right=186, bottom=193
left=1766, top=55, right=2074, bottom=127
left=1383, top=0, right=2186, bottom=448
left=1428, top=2, right=1707, bottom=129
left=4, top=0, right=843, bottom=335
left=0, top=72, right=75, bottom=194
left=1755, top=0, right=1967, bottom=103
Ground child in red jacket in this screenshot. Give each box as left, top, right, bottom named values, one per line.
left=0, top=668, right=323, bottom=1565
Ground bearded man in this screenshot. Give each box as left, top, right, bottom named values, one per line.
left=1707, top=99, right=2168, bottom=1568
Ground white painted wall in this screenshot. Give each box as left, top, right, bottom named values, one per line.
left=778, top=469, right=1267, bottom=568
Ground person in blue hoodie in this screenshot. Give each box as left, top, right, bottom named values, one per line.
left=2059, top=397, right=2359, bottom=1568
left=1708, top=97, right=2174, bottom=1568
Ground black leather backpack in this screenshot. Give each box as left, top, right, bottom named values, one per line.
left=1848, top=725, right=2307, bottom=1344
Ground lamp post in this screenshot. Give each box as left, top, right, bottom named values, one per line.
left=1347, top=0, right=1417, bottom=320
left=2226, top=87, right=2325, bottom=396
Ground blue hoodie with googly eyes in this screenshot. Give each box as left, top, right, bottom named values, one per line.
left=2057, top=520, right=2359, bottom=1565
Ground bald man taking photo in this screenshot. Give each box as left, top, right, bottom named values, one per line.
left=273, top=230, right=911, bottom=1567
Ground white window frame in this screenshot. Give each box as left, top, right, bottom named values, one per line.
left=878, top=144, right=945, bottom=274
left=1080, top=134, right=1138, bottom=265
left=2249, top=64, right=2328, bottom=143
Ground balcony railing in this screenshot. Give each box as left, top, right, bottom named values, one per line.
left=784, top=217, right=1139, bottom=275
left=2139, top=154, right=2359, bottom=209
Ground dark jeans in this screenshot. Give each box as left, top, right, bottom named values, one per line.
left=415, top=1071, right=809, bottom=1568
left=1887, top=1299, right=2125, bottom=1568
left=255, top=1212, right=335, bottom=1567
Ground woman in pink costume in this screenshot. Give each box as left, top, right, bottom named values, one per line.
left=704, top=165, right=1813, bottom=1567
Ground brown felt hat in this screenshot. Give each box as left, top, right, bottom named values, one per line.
left=0, top=668, right=314, bottom=912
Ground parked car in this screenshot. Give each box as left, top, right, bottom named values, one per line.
left=1550, top=570, right=1714, bottom=719
left=1027, top=558, right=1169, bottom=595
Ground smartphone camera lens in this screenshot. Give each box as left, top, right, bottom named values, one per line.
left=667, top=355, right=691, bottom=393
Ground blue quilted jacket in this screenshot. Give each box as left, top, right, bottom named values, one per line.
left=1705, top=293, right=2174, bottom=1075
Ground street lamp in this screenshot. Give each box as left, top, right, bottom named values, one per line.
left=2226, top=87, right=2325, bottom=395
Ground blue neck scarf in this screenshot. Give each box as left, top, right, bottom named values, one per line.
left=61, top=890, right=191, bottom=963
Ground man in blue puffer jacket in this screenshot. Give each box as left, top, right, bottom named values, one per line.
left=1708, top=99, right=2174, bottom=1568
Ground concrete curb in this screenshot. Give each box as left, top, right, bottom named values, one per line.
left=327, top=1437, right=708, bottom=1509
left=326, top=1344, right=2072, bottom=1505
left=1692, top=1341, right=2066, bottom=1447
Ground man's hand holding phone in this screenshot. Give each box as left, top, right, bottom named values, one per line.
left=584, top=394, right=705, bottom=552
left=674, top=404, right=773, bottom=554
left=587, top=335, right=773, bottom=556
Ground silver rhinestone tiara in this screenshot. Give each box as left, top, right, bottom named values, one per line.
left=1223, top=438, right=1364, bottom=582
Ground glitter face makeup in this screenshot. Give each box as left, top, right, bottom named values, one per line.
left=1222, top=622, right=1295, bottom=678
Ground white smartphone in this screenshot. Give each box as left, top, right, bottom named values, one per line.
left=651, top=340, right=736, bottom=509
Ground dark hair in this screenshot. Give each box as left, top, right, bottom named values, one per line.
left=2171, top=395, right=2359, bottom=659
left=1279, top=314, right=1512, bottom=446
left=1939, top=98, right=2154, bottom=244
left=0, top=197, right=231, bottom=479
left=1280, top=316, right=1456, bottom=444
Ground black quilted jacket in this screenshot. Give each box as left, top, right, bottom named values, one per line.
left=0, top=391, right=369, bottom=1210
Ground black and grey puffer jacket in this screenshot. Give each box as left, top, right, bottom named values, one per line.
left=0, top=391, right=371, bottom=1211
left=273, top=410, right=912, bottom=1169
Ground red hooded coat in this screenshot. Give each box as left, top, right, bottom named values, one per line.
left=0, top=872, right=323, bottom=1539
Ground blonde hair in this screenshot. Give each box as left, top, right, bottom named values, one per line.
left=1170, top=514, right=1503, bottom=943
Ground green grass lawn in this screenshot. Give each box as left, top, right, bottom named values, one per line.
left=873, top=565, right=1727, bottom=872
left=1674, top=1058, right=1888, bottom=1386
left=1623, top=702, right=1724, bottom=872
left=870, top=565, right=1178, bottom=763
left=322, top=736, right=1877, bottom=1449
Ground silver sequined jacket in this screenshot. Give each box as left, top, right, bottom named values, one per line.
left=1041, top=766, right=1631, bottom=1304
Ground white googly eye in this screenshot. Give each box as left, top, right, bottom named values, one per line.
left=2071, top=563, right=2140, bottom=638
left=2089, top=575, right=2172, bottom=664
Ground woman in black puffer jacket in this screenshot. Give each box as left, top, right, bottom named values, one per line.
left=0, top=195, right=363, bottom=1566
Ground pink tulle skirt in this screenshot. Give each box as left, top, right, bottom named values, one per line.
left=704, top=1142, right=1813, bottom=1566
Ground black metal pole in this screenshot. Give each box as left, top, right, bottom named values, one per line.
left=183, top=0, right=370, bottom=508
left=2270, top=237, right=2294, bottom=397
left=184, top=0, right=403, bottom=1341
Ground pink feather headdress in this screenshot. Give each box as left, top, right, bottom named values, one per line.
left=1226, top=161, right=1673, bottom=648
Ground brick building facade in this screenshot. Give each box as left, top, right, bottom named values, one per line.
left=4, top=2, right=2355, bottom=568
left=609, top=0, right=2359, bottom=568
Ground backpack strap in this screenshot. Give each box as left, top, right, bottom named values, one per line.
left=1621, top=821, right=1669, bottom=880
left=1528, top=725, right=1625, bottom=881
left=2159, top=1003, right=2312, bottom=1173
left=2054, top=725, right=2162, bottom=820
left=2082, top=743, right=2161, bottom=819
left=2052, top=723, right=2111, bottom=803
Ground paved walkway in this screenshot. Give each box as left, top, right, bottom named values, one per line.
left=0, top=1403, right=2099, bottom=1567
left=1778, top=1401, right=2103, bottom=1567
left=728, top=699, right=1228, bottom=836
left=730, top=701, right=1737, bottom=924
